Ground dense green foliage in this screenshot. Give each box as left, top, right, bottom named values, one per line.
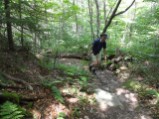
left=1, top=0, right=158, bottom=57
left=0, top=101, right=26, bottom=119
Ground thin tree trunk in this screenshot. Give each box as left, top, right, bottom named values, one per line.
left=129, top=1, right=136, bottom=38
left=33, top=0, right=38, bottom=53
left=102, top=0, right=122, bottom=33
left=4, top=0, right=14, bottom=51
left=103, top=0, right=107, bottom=23
left=21, top=25, right=24, bottom=47
left=19, top=0, right=24, bottom=47
left=34, top=32, right=37, bottom=53
left=102, top=0, right=135, bottom=33
left=88, top=0, right=95, bottom=40
left=73, top=0, right=79, bottom=34
left=95, top=0, right=100, bottom=37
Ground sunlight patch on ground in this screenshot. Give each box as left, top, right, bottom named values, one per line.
left=66, top=97, right=79, bottom=103
left=118, top=72, right=130, bottom=82
left=43, top=103, right=70, bottom=119
left=116, top=88, right=138, bottom=111
left=95, top=88, right=139, bottom=112
left=31, top=109, right=41, bottom=119
left=95, top=89, right=123, bottom=111
left=140, top=115, right=152, bottom=119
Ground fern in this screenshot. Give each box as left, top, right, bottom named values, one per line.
left=78, top=76, right=89, bottom=88
left=51, top=86, right=64, bottom=103
left=42, top=80, right=64, bottom=103
left=0, top=101, right=25, bottom=119
left=57, top=112, right=66, bottom=119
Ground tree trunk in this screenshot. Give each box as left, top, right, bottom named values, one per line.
left=21, top=25, right=24, bottom=47
left=87, top=0, right=95, bottom=40
left=34, top=32, right=37, bottom=53
left=129, top=1, right=137, bottom=38
left=102, top=0, right=135, bottom=33
left=19, top=0, right=24, bottom=48
left=103, top=0, right=107, bottom=23
left=73, top=0, right=79, bottom=34
left=60, top=0, right=65, bottom=40
left=95, top=0, right=100, bottom=37
left=33, top=0, right=38, bottom=53
left=4, top=0, right=14, bottom=51
left=102, top=0, right=122, bottom=33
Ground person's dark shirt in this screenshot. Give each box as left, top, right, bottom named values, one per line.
left=92, top=38, right=106, bottom=55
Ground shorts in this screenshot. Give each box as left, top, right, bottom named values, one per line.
left=91, top=53, right=102, bottom=62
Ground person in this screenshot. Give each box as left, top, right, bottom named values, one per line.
left=89, top=33, right=108, bottom=74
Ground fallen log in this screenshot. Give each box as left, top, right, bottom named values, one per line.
left=59, top=54, right=112, bottom=61
left=58, top=54, right=90, bottom=60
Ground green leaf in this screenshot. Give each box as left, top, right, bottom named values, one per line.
left=51, top=86, right=64, bottom=103
left=0, top=101, right=25, bottom=119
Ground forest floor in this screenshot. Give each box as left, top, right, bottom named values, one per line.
left=0, top=51, right=156, bottom=119
left=58, top=58, right=153, bottom=119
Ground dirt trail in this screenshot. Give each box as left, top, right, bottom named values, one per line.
left=90, top=70, right=152, bottom=119
left=60, top=58, right=152, bottom=119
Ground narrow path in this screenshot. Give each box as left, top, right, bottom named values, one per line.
left=59, top=58, right=152, bottom=119
left=91, top=70, right=152, bottom=119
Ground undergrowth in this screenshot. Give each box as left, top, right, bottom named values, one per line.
left=57, top=64, right=89, bottom=76
left=0, top=101, right=26, bottom=119
left=42, top=63, right=91, bottom=105
left=124, top=60, right=159, bottom=118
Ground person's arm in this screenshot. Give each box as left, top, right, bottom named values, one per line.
left=103, top=48, right=107, bottom=61
left=103, top=42, right=107, bottom=61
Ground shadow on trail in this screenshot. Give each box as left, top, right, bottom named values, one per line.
left=58, top=58, right=152, bottom=119
left=92, top=70, right=152, bottom=119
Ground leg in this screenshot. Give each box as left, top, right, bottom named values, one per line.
left=89, top=54, right=100, bottom=74
left=90, top=53, right=99, bottom=67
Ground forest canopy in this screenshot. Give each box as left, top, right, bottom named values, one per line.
left=0, top=0, right=158, bottom=60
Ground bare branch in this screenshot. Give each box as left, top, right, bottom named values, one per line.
left=115, top=0, right=136, bottom=17
left=102, top=0, right=136, bottom=33
left=105, top=1, right=117, bottom=24
left=102, top=0, right=122, bottom=33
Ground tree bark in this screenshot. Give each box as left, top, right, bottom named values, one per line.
left=33, top=0, right=38, bottom=53
left=114, top=0, right=136, bottom=17
left=4, top=0, right=14, bottom=51
left=34, top=32, right=37, bottom=53
left=103, top=0, right=107, bottom=23
left=95, top=0, right=100, bottom=37
left=102, top=0, right=122, bottom=33
left=73, top=0, right=79, bottom=34
left=19, top=0, right=24, bottom=48
left=87, top=0, right=95, bottom=40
